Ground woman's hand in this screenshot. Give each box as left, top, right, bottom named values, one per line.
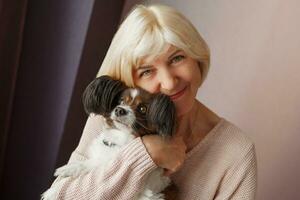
left=141, top=134, right=187, bottom=176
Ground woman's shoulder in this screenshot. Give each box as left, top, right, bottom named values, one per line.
left=207, top=118, right=255, bottom=160
left=220, top=118, right=254, bottom=147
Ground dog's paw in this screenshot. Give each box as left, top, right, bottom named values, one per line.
left=138, top=189, right=165, bottom=200
left=54, top=165, right=73, bottom=177
left=54, top=162, right=88, bottom=177
left=41, top=180, right=64, bottom=200
left=41, top=188, right=56, bottom=200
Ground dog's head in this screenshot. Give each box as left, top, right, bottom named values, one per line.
left=82, top=75, right=127, bottom=117
left=82, top=76, right=176, bottom=137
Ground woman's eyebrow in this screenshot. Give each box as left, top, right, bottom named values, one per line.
left=168, top=49, right=182, bottom=59
left=137, top=65, right=152, bottom=70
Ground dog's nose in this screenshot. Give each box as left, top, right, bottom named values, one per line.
left=115, top=107, right=127, bottom=116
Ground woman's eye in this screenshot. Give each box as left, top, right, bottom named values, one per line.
left=170, top=55, right=185, bottom=64
left=139, top=69, right=153, bottom=78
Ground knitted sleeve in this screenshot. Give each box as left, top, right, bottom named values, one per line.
left=214, top=143, right=257, bottom=200
left=49, top=115, right=157, bottom=200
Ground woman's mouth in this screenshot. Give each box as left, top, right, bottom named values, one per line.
left=169, top=86, right=187, bottom=100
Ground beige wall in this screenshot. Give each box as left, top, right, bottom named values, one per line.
left=124, top=0, right=300, bottom=199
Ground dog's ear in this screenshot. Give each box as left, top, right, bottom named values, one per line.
left=148, top=94, right=176, bottom=137
left=82, top=75, right=127, bottom=116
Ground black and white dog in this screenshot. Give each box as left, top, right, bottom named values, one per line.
left=42, top=76, right=177, bottom=200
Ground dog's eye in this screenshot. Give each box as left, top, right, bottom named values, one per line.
left=138, top=104, right=147, bottom=114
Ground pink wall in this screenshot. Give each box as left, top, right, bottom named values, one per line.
left=125, top=0, right=300, bottom=199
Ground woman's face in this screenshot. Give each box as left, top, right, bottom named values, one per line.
left=133, top=45, right=202, bottom=116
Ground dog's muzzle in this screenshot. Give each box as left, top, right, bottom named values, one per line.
left=114, top=107, right=128, bottom=117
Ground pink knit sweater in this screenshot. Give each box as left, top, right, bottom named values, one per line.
left=48, top=115, right=257, bottom=200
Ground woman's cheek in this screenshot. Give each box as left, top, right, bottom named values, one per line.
left=136, top=80, right=157, bottom=94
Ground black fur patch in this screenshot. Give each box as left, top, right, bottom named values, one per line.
left=82, top=76, right=128, bottom=116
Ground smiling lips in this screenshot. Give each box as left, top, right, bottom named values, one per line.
left=169, top=86, right=187, bottom=100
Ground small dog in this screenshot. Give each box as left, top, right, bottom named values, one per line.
left=42, top=76, right=177, bottom=200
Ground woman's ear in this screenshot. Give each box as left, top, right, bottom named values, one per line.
left=148, top=93, right=176, bottom=137
left=82, top=75, right=127, bottom=116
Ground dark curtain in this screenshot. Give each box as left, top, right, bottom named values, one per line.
left=0, top=0, right=28, bottom=181
left=0, top=0, right=125, bottom=199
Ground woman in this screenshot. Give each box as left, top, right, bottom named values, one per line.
left=47, top=4, right=257, bottom=199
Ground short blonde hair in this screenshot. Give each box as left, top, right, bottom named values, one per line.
left=97, top=4, right=210, bottom=87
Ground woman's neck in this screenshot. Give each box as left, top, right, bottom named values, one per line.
left=175, top=100, right=221, bottom=152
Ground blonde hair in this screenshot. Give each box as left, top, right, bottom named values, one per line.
left=97, top=4, right=210, bottom=87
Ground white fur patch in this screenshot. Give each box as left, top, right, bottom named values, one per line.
left=110, top=105, right=135, bottom=127
left=130, top=89, right=139, bottom=100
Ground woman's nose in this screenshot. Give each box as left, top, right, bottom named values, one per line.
left=158, top=68, right=178, bottom=91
